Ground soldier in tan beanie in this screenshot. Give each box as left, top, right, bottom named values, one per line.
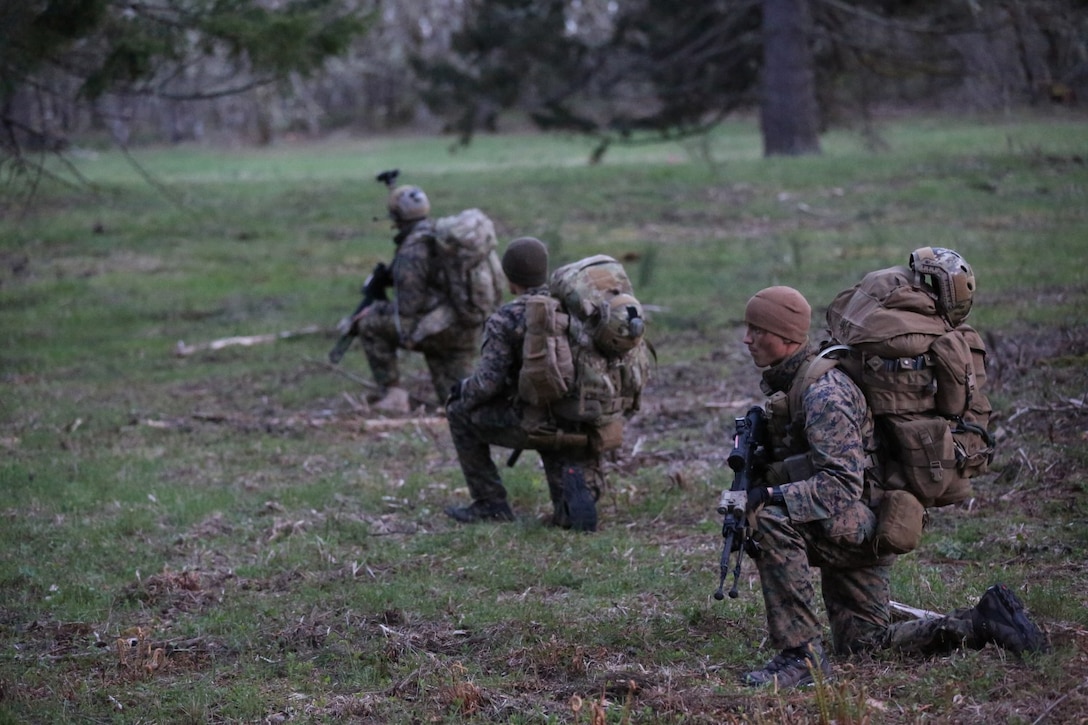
left=742, top=285, right=811, bottom=368
left=733, top=284, right=1045, bottom=690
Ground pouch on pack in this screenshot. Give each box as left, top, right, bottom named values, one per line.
left=822, top=260, right=995, bottom=508
left=517, top=255, right=652, bottom=453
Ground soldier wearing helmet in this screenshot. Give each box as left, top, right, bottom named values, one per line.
left=731, top=283, right=1045, bottom=690
left=342, top=172, right=478, bottom=410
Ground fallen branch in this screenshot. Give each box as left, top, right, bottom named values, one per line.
left=888, top=600, right=941, bottom=621
left=175, top=325, right=324, bottom=357
left=1007, top=397, right=1088, bottom=423
left=1033, top=677, right=1088, bottom=725
left=362, top=417, right=447, bottom=433
left=704, top=400, right=759, bottom=410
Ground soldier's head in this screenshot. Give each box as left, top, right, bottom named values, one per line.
left=743, top=286, right=811, bottom=368
left=387, top=185, right=430, bottom=225
left=502, top=237, right=548, bottom=291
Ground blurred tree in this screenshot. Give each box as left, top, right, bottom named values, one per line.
left=411, top=0, right=1088, bottom=160
left=3, top=0, right=1084, bottom=165
left=412, top=0, right=767, bottom=157
left=0, top=0, right=372, bottom=167
left=761, top=0, right=821, bottom=155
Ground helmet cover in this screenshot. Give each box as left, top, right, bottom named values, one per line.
left=387, top=185, right=430, bottom=223
left=910, top=246, right=975, bottom=325
left=595, top=293, right=645, bottom=357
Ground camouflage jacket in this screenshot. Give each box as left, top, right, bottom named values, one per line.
left=761, top=343, right=877, bottom=524
left=460, top=286, right=549, bottom=411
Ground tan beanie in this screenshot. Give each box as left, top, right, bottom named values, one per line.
left=744, top=286, right=811, bottom=343
left=502, top=237, right=548, bottom=288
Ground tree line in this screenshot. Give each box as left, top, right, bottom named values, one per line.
left=2, top=0, right=1084, bottom=170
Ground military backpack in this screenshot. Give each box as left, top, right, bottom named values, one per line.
left=784, top=248, right=995, bottom=553
left=517, top=255, right=652, bottom=453
left=431, top=208, right=506, bottom=328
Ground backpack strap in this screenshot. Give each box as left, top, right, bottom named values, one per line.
left=777, top=345, right=878, bottom=478
left=786, top=345, right=849, bottom=418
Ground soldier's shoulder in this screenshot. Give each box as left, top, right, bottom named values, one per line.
left=806, top=365, right=865, bottom=408
left=494, top=298, right=526, bottom=320
left=481, top=298, right=521, bottom=330
left=397, top=229, right=436, bottom=259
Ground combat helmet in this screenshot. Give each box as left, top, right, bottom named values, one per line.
left=910, top=246, right=975, bottom=326
left=387, top=185, right=430, bottom=224
left=594, top=293, right=646, bottom=357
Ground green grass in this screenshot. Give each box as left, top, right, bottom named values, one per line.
left=2, top=111, right=1088, bottom=723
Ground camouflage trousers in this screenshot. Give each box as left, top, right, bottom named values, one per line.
left=356, top=301, right=478, bottom=404
left=882, top=608, right=980, bottom=656
left=445, top=398, right=602, bottom=510
left=751, top=502, right=982, bottom=656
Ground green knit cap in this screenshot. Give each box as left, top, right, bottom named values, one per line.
left=502, top=237, right=548, bottom=287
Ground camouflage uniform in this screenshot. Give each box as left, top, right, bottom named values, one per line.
left=753, top=343, right=989, bottom=657
left=446, top=289, right=602, bottom=512
left=356, top=219, right=480, bottom=404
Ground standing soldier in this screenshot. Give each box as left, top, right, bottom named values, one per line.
left=735, top=285, right=1047, bottom=688
left=340, top=172, right=500, bottom=409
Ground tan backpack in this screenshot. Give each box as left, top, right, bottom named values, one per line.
left=813, top=258, right=995, bottom=509
left=431, top=209, right=506, bottom=327
left=517, top=255, right=652, bottom=453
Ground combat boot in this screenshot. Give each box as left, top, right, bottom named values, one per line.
left=444, top=499, right=515, bottom=524
left=560, top=465, right=597, bottom=532
left=545, top=501, right=571, bottom=529
left=971, top=583, right=1048, bottom=656
left=373, top=386, right=411, bottom=413
left=742, top=640, right=831, bottom=688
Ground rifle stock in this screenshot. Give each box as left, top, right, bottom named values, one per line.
left=713, top=405, right=768, bottom=601
left=328, top=262, right=392, bottom=364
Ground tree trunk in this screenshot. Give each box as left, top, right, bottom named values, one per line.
left=760, top=0, right=821, bottom=156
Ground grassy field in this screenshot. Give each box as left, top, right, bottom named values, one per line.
left=2, top=111, right=1088, bottom=723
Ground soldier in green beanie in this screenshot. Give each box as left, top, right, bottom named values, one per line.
left=443, top=238, right=602, bottom=531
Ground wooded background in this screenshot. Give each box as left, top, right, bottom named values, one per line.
left=2, top=0, right=1085, bottom=163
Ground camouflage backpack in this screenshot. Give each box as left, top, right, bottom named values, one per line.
left=517, top=255, right=652, bottom=453
left=797, top=247, right=994, bottom=512
left=431, top=209, right=505, bottom=328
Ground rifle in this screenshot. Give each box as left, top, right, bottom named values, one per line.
left=328, top=169, right=407, bottom=364
left=328, top=262, right=393, bottom=364
left=713, top=405, right=768, bottom=601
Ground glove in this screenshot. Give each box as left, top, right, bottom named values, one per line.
left=745, top=486, right=771, bottom=516
left=446, top=379, right=464, bottom=406
left=746, top=485, right=785, bottom=516
left=336, top=316, right=353, bottom=336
